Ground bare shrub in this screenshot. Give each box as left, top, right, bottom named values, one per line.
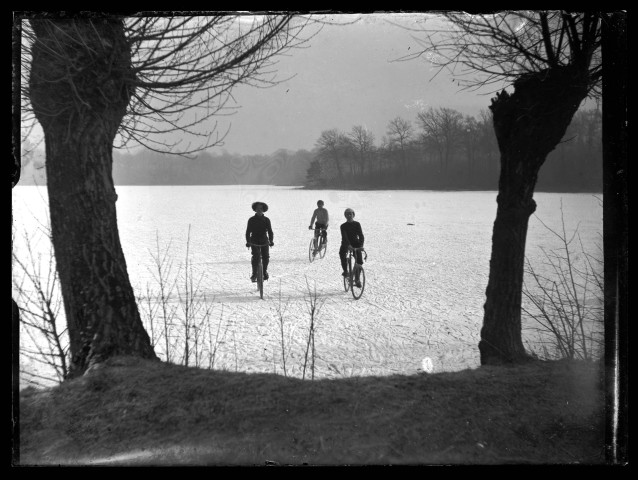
left=272, top=280, right=292, bottom=376
left=302, top=277, right=325, bottom=380
left=522, top=204, right=603, bottom=361
left=139, top=226, right=222, bottom=368
left=16, top=222, right=333, bottom=386
left=12, top=229, right=68, bottom=387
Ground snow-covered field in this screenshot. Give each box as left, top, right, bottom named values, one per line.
left=12, top=185, right=603, bottom=384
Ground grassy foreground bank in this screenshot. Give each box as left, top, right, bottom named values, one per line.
left=16, top=355, right=606, bottom=466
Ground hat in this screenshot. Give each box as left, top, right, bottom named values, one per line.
left=252, top=201, right=269, bottom=212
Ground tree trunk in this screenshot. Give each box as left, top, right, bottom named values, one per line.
left=480, top=65, right=589, bottom=364
left=29, top=19, right=158, bottom=377
left=401, top=145, right=407, bottom=175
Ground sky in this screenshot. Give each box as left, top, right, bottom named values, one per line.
left=22, top=13, right=502, bottom=158
left=216, top=13, right=495, bottom=156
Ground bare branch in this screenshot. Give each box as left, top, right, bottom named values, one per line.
left=19, top=13, right=322, bottom=155
left=393, top=11, right=602, bottom=97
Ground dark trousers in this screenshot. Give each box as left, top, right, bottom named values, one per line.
left=314, top=223, right=327, bottom=241
left=339, top=244, right=363, bottom=273
left=251, top=245, right=270, bottom=274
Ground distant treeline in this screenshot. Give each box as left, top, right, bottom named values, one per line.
left=19, top=107, right=601, bottom=193
left=112, top=149, right=313, bottom=186
left=17, top=148, right=314, bottom=187
left=306, top=107, right=602, bottom=193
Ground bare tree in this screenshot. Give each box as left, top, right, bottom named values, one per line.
left=305, top=158, right=325, bottom=187
left=315, top=128, right=349, bottom=180
left=348, top=125, right=376, bottom=176
left=401, top=11, right=603, bottom=364
left=12, top=230, right=69, bottom=385
left=416, top=107, right=464, bottom=174
left=17, top=13, right=317, bottom=377
left=476, top=109, right=499, bottom=178
left=386, top=116, right=413, bottom=174
left=461, top=115, right=481, bottom=179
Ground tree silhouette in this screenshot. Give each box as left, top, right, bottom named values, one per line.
left=349, top=125, right=375, bottom=176
left=315, top=129, right=349, bottom=181
left=386, top=117, right=413, bottom=175
left=18, top=13, right=316, bottom=377
left=416, top=107, right=464, bottom=174
left=401, top=11, right=604, bottom=364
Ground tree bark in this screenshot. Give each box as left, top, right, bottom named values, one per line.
left=29, top=19, right=157, bottom=377
left=480, top=65, right=589, bottom=364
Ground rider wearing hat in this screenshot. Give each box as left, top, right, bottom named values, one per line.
left=246, top=201, right=274, bottom=282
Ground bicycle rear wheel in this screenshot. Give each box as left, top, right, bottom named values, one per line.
left=308, top=238, right=316, bottom=263
left=257, top=259, right=264, bottom=299
left=318, top=236, right=327, bottom=259
left=351, top=264, right=365, bottom=300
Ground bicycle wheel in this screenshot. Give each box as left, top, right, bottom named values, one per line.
left=318, top=235, right=327, bottom=259
left=308, top=238, right=316, bottom=263
left=343, top=257, right=351, bottom=292
left=257, top=258, right=264, bottom=299
left=351, top=264, right=365, bottom=300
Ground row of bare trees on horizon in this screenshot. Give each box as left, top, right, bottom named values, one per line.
left=19, top=102, right=601, bottom=192
left=307, top=105, right=602, bottom=191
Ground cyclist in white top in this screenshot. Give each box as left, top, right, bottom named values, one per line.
left=308, top=200, right=329, bottom=252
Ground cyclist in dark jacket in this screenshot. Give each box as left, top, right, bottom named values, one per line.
left=246, top=201, right=274, bottom=282
left=339, top=207, right=364, bottom=286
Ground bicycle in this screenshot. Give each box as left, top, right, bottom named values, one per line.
left=247, top=242, right=269, bottom=299
left=308, top=226, right=327, bottom=262
left=343, top=246, right=367, bottom=300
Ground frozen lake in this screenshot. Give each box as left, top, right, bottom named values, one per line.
left=12, top=185, right=603, bottom=385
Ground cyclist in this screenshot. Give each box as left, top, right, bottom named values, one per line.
left=339, top=207, right=365, bottom=288
left=308, top=200, right=329, bottom=254
left=245, top=201, right=274, bottom=282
